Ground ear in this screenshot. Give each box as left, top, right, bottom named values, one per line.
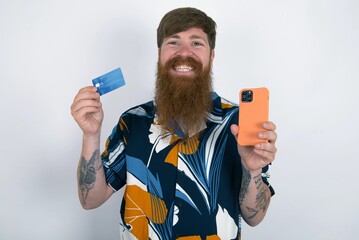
left=210, top=49, right=215, bottom=63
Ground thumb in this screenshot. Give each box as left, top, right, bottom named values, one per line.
left=230, top=124, right=239, bottom=137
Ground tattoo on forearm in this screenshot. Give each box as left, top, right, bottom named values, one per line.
left=78, top=149, right=102, bottom=204
left=239, top=167, right=251, bottom=205
left=254, top=174, right=263, bottom=190
left=246, top=174, right=269, bottom=220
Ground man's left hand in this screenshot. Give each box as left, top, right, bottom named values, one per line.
left=230, top=122, right=277, bottom=172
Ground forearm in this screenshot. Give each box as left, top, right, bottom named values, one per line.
left=239, top=167, right=271, bottom=226
left=77, top=132, right=112, bottom=209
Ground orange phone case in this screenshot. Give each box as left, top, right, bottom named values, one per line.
left=237, top=87, right=269, bottom=146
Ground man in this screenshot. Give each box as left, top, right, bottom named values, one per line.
left=71, top=7, right=277, bottom=240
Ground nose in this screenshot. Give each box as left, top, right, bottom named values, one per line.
left=175, top=44, right=193, bottom=57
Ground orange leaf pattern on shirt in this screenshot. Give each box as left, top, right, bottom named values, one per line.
left=124, top=185, right=168, bottom=240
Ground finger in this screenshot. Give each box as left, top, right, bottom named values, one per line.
left=230, top=124, right=239, bottom=137
left=255, top=141, right=277, bottom=154
left=75, top=87, right=100, bottom=99
left=254, top=141, right=277, bottom=164
left=71, top=99, right=101, bottom=116
left=73, top=92, right=100, bottom=108
left=74, top=86, right=100, bottom=101
left=253, top=147, right=276, bottom=165
left=78, top=86, right=98, bottom=93
left=75, top=106, right=102, bottom=118
left=262, top=121, right=276, bottom=131
left=258, top=131, right=277, bottom=145
left=89, top=113, right=102, bottom=124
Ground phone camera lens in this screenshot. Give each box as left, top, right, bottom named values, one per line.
left=242, top=90, right=253, bottom=102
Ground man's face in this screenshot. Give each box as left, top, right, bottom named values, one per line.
left=155, top=27, right=215, bottom=138
left=158, top=27, right=214, bottom=75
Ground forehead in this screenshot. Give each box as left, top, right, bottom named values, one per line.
left=165, top=27, right=209, bottom=41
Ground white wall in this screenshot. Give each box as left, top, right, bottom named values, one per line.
left=1, top=0, right=358, bottom=239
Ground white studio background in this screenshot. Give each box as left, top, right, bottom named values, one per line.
left=1, top=0, right=358, bottom=239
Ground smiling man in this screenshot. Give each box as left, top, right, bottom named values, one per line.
left=156, top=26, right=214, bottom=138
left=71, top=7, right=277, bottom=240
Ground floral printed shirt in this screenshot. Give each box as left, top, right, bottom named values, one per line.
left=101, top=92, right=274, bottom=240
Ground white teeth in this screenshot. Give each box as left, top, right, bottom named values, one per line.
left=175, top=65, right=193, bottom=72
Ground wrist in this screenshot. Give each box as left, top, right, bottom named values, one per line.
left=241, top=161, right=262, bottom=177
left=82, top=131, right=101, bottom=158
left=83, top=130, right=101, bottom=141
left=248, top=168, right=262, bottom=177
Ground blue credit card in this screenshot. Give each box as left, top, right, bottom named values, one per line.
left=92, top=67, right=125, bottom=95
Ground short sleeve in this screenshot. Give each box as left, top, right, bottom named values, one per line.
left=101, top=117, right=127, bottom=191
left=262, top=164, right=275, bottom=196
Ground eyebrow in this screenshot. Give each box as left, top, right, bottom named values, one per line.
left=190, top=35, right=206, bottom=41
left=168, top=34, right=207, bottom=42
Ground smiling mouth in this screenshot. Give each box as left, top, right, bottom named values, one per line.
left=174, top=65, right=194, bottom=72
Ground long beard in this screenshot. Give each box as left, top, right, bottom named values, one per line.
left=155, top=56, right=213, bottom=138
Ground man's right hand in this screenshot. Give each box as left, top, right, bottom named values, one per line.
left=71, top=86, right=103, bottom=137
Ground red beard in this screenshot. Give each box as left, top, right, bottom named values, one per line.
left=155, top=56, right=213, bottom=138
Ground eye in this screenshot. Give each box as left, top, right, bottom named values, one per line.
left=192, top=41, right=204, bottom=47
left=167, top=40, right=179, bottom=46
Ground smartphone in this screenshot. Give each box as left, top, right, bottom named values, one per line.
left=237, top=87, right=269, bottom=146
